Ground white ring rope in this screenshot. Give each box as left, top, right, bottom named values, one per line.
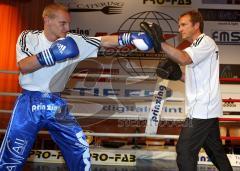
left=71, top=73, right=157, bottom=80
left=0, top=70, right=157, bottom=80
left=0, top=128, right=179, bottom=138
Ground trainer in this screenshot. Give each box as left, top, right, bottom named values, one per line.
left=0, top=3, right=153, bottom=171
left=141, top=10, right=233, bottom=171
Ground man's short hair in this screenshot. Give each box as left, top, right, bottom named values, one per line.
left=179, top=10, right=204, bottom=33
left=42, top=3, right=68, bottom=19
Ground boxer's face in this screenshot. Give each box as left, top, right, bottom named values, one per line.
left=45, top=10, right=71, bottom=41
left=178, top=14, right=198, bottom=42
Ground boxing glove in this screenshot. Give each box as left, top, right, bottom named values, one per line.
left=118, top=32, right=153, bottom=51
left=36, top=37, right=79, bottom=66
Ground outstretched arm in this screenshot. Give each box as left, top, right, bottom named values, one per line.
left=100, top=35, right=119, bottom=47
left=100, top=33, right=153, bottom=51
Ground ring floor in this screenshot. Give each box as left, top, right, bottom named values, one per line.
left=24, top=160, right=240, bottom=171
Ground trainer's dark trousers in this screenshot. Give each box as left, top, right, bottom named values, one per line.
left=176, top=118, right=233, bottom=171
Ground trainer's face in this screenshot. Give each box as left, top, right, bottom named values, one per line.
left=46, top=10, right=71, bottom=40
left=178, top=14, right=196, bottom=41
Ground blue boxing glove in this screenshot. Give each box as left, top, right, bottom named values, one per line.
left=36, top=37, right=79, bottom=66
left=118, top=32, right=153, bottom=51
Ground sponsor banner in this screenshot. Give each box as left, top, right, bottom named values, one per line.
left=65, top=84, right=239, bottom=103
left=55, top=0, right=239, bottom=63
left=223, top=101, right=240, bottom=112
left=202, top=0, right=240, bottom=5
left=212, top=30, right=240, bottom=45
left=27, top=149, right=240, bottom=167
left=196, top=9, right=240, bottom=46
left=28, top=150, right=64, bottom=163
left=69, top=102, right=186, bottom=121
left=198, top=152, right=240, bottom=167
left=65, top=80, right=184, bottom=98
left=28, top=149, right=136, bottom=166
left=145, top=79, right=169, bottom=134
left=69, top=99, right=240, bottom=120
left=91, top=151, right=136, bottom=166
left=199, top=9, right=240, bottom=22
left=220, top=64, right=240, bottom=82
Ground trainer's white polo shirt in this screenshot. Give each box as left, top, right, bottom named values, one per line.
left=16, top=31, right=101, bottom=92
left=184, top=34, right=223, bottom=119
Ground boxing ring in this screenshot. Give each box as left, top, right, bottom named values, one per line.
left=0, top=70, right=240, bottom=170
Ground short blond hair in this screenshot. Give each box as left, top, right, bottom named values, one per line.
left=42, top=3, right=68, bottom=19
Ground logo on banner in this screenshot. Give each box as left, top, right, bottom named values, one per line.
left=143, top=0, right=191, bottom=5
left=114, top=11, right=179, bottom=76
left=199, top=9, right=240, bottom=22
left=58, top=1, right=124, bottom=15
left=212, top=30, right=240, bottom=45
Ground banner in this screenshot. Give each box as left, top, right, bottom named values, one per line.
left=55, top=0, right=240, bottom=64
left=28, top=149, right=136, bottom=166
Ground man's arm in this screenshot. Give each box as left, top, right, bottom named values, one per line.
left=18, top=37, right=79, bottom=74
left=18, top=55, right=42, bottom=74
left=140, top=22, right=193, bottom=66
left=101, top=33, right=153, bottom=51
left=161, top=42, right=193, bottom=66
left=100, top=35, right=119, bottom=47
left=18, top=35, right=115, bottom=74
left=180, top=71, right=185, bottom=82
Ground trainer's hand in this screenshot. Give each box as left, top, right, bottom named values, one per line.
left=140, top=22, right=165, bottom=53
left=36, top=37, right=79, bottom=66
left=156, top=58, right=182, bottom=81
left=118, top=32, right=153, bottom=51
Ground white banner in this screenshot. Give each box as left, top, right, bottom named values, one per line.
left=55, top=0, right=240, bottom=64
left=27, top=149, right=240, bottom=167
left=28, top=149, right=136, bottom=166
left=145, top=79, right=169, bottom=134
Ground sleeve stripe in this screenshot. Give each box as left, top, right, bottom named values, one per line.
left=81, top=35, right=101, bottom=47
left=193, top=35, right=204, bottom=47
left=19, top=30, right=33, bottom=56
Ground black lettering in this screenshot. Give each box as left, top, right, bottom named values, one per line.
left=178, top=0, right=185, bottom=5
left=186, top=0, right=191, bottom=5
left=121, top=154, right=129, bottom=162
left=42, top=151, right=51, bottom=159
left=220, top=32, right=230, bottom=42
left=157, top=0, right=165, bottom=4
left=129, top=155, right=136, bottom=162
left=57, top=151, right=63, bottom=159
left=99, top=154, right=108, bottom=161
left=91, top=153, right=99, bottom=161
left=115, top=154, right=121, bottom=161
left=231, top=32, right=240, bottom=41
left=35, top=150, right=42, bottom=158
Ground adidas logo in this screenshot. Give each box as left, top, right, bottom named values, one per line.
left=57, top=43, right=66, bottom=54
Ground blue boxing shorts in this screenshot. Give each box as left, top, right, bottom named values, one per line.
left=0, top=90, right=90, bottom=171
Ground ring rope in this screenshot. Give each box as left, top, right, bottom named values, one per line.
left=1, top=70, right=240, bottom=82
left=0, top=128, right=179, bottom=138
left=220, top=78, right=240, bottom=82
